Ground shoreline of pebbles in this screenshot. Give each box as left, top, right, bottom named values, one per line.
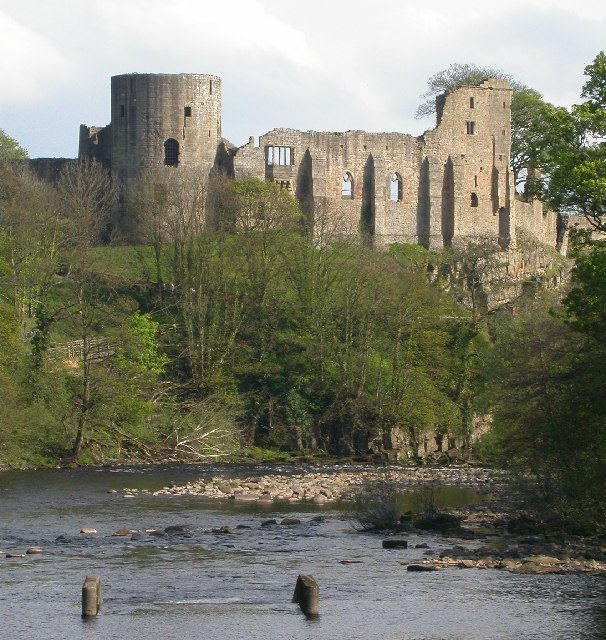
left=122, top=466, right=503, bottom=503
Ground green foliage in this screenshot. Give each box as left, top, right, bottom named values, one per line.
left=487, top=295, right=606, bottom=531
left=0, top=129, right=27, bottom=161
left=543, top=52, right=606, bottom=231
left=564, top=241, right=606, bottom=342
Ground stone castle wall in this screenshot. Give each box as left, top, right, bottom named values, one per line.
left=55, top=72, right=559, bottom=252
left=233, top=79, right=520, bottom=249
left=79, top=73, right=221, bottom=193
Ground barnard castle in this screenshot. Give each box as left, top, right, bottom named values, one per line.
left=32, top=72, right=561, bottom=255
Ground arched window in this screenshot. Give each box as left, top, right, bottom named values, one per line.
left=164, top=138, right=179, bottom=166
left=341, top=172, right=353, bottom=199
left=470, top=192, right=479, bottom=207
left=389, top=172, right=402, bottom=202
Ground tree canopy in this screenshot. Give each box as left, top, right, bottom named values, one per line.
left=0, top=129, right=27, bottom=161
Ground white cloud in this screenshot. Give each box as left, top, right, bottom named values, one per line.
left=0, top=9, right=71, bottom=105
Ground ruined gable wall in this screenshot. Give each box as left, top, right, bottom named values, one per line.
left=422, top=79, right=513, bottom=249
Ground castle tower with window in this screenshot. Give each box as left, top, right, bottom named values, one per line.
left=79, top=73, right=221, bottom=193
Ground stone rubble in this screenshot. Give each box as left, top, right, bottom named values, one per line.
left=120, top=466, right=500, bottom=503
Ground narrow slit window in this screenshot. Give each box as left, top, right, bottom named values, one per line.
left=120, top=105, right=125, bottom=117
left=265, top=146, right=293, bottom=166
left=164, top=138, right=179, bottom=166
left=466, top=121, right=476, bottom=135
left=389, top=173, right=402, bottom=202
left=470, top=97, right=475, bottom=108
left=209, top=80, right=213, bottom=94
left=184, top=106, right=192, bottom=117
left=474, top=175, right=478, bottom=188
left=341, top=172, right=353, bottom=199
left=470, top=192, right=479, bottom=207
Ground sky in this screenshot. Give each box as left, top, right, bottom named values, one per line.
left=0, top=0, right=604, bottom=158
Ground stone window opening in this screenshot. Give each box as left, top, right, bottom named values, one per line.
left=470, top=97, right=475, bottom=108
left=389, top=172, right=402, bottom=202
left=341, top=172, right=354, bottom=199
left=164, top=138, right=179, bottom=166
left=210, top=80, right=213, bottom=94
left=184, top=106, right=192, bottom=117
left=266, top=146, right=293, bottom=166
left=470, top=192, right=479, bottom=207
left=474, top=175, right=478, bottom=188
left=276, top=180, right=291, bottom=191
left=466, top=121, right=476, bottom=135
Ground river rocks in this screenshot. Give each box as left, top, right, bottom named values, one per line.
left=164, top=524, right=191, bottom=534
left=5, top=552, right=25, bottom=558
left=137, top=466, right=503, bottom=505
left=382, top=539, right=408, bottom=549
left=280, top=518, right=301, bottom=525
left=406, top=564, right=438, bottom=572
left=26, top=546, right=43, bottom=554
left=55, top=535, right=71, bottom=543
left=415, top=543, right=429, bottom=549
left=80, top=528, right=97, bottom=534
left=429, top=538, right=606, bottom=574
left=261, top=519, right=277, bottom=526
left=211, top=526, right=235, bottom=534
left=340, top=559, right=364, bottom=564
left=113, top=528, right=136, bottom=536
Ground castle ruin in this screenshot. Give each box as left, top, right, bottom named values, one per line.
left=53, top=72, right=558, bottom=250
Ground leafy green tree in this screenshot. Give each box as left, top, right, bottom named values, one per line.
left=546, top=52, right=606, bottom=232
left=416, top=63, right=575, bottom=197
left=488, top=296, right=606, bottom=530
left=0, top=129, right=27, bottom=161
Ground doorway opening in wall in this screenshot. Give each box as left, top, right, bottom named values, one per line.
left=389, top=173, right=402, bottom=202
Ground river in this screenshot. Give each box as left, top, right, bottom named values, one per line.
left=1, top=464, right=605, bottom=639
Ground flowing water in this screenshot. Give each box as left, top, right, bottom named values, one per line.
left=1, top=464, right=605, bottom=640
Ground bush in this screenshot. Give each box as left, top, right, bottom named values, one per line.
left=343, top=474, right=402, bottom=531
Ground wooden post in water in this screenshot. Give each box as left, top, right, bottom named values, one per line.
left=82, top=575, right=102, bottom=618
left=292, top=574, right=319, bottom=618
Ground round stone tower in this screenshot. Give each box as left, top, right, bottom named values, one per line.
left=110, top=73, right=221, bottom=192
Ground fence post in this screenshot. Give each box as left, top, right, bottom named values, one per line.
left=82, top=575, right=102, bottom=618
left=292, top=574, right=319, bottom=618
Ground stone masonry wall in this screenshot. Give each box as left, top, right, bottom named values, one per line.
left=232, top=79, right=523, bottom=250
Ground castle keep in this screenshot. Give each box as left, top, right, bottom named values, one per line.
left=72, top=72, right=557, bottom=249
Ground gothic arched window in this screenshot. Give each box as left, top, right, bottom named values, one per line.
left=389, top=172, right=402, bottom=202
left=164, top=138, right=179, bottom=166
left=341, top=172, right=353, bottom=199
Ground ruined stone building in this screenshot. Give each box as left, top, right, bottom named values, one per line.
left=38, top=72, right=558, bottom=251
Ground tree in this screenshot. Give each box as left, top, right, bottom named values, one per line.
left=416, top=63, right=574, bottom=195
left=415, top=63, right=525, bottom=118
left=0, top=129, right=27, bottom=161
left=546, top=52, right=606, bottom=232
left=488, top=295, right=606, bottom=530
left=55, top=159, right=117, bottom=461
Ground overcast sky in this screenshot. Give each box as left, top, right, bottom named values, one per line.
left=0, top=0, right=604, bottom=158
